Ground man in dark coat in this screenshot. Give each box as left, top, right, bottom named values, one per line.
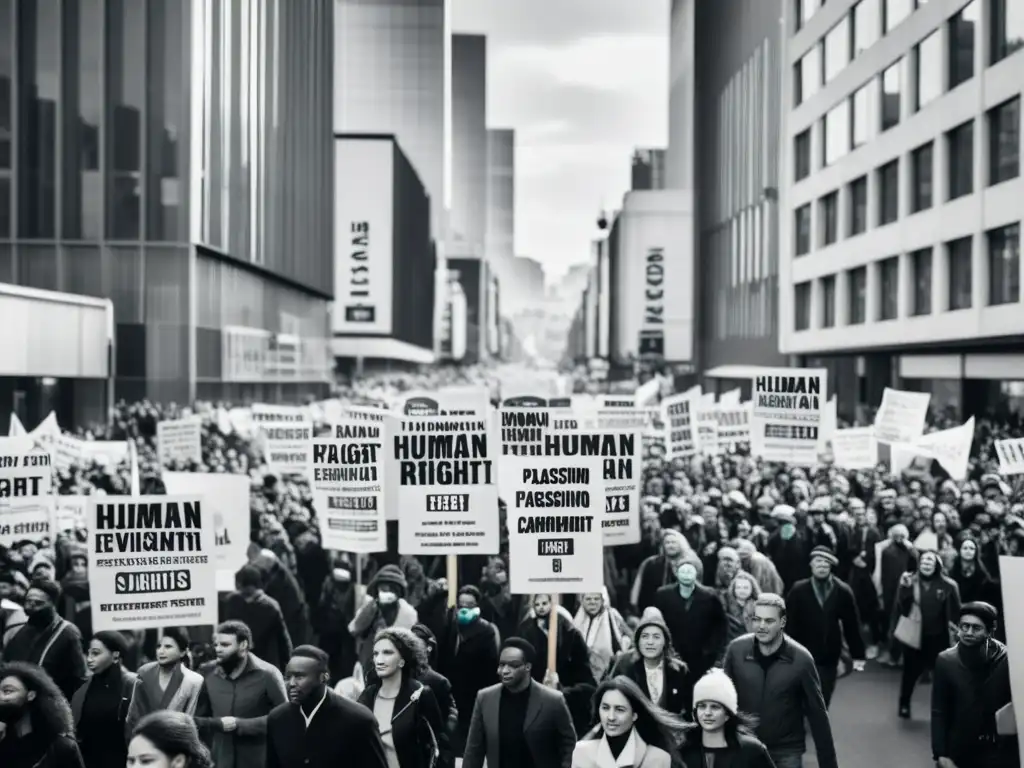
left=222, top=565, right=293, bottom=671
left=249, top=547, right=309, bottom=647
left=266, top=645, right=387, bottom=768
left=932, top=602, right=1019, bottom=768
left=785, top=546, right=866, bottom=707
left=653, top=554, right=727, bottom=682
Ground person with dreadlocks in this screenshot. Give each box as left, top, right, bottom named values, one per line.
left=0, top=661, right=85, bottom=768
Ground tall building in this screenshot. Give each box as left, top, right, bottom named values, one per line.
left=0, top=0, right=334, bottom=404
left=691, top=0, right=788, bottom=396
left=451, top=34, right=488, bottom=251
left=779, top=0, right=1024, bottom=419
left=631, top=148, right=667, bottom=190
left=486, top=128, right=515, bottom=262
left=333, top=0, right=447, bottom=238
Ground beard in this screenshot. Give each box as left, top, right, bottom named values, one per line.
left=218, top=651, right=243, bottom=674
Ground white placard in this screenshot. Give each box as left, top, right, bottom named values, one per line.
left=505, top=455, right=605, bottom=595
left=346, top=406, right=401, bottom=521
left=1000, top=555, right=1024, bottom=766
left=312, top=419, right=387, bottom=554
left=0, top=436, right=53, bottom=546
left=662, top=389, right=699, bottom=459
left=251, top=404, right=312, bottom=479
left=88, top=494, right=217, bottom=631
left=162, top=473, right=251, bottom=577
left=395, top=386, right=490, bottom=417
left=157, top=418, right=203, bottom=465
left=996, top=438, right=1024, bottom=476
left=831, top=427, right=878, bottom=470
left=750, top=367, right=827, bottom=466
left=873, top=388, right=930, bottom=445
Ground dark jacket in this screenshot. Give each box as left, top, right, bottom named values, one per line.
left=0, top=732, right=85, bottom=768
left=632, top=555, right=677, bottom=614
left=932, top=639, right=1019, bottom=766
left=785, top=576, right=866, bottom=666
left=2, top=617, right=88, bottom=703
left=266, top=688, right=388, bottom=768
left=722, top=634, right=837, bottom=768
left=194, top=654, right=288, bottom=768
left=222, top=590, right=294, bottom=671
left=678, top=729, right=776, bottom=768
left=70, top=664, right=139, bottom=760
left=653, top=584, right=727, bottom=681
left=358, top=677, right=447, bottom=768
left=462, top=680, right=577, bottom=768
left=421, top=666, right=457, bottom=765
left=609, top=653, right=692, bottom=716
left=441, top=616, right=499, bottom=740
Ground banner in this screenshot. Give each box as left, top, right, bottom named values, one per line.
left=873, top=388, right=930, bottom=445
left=504, top=455, right=605, bottom=594
left=716, top=403, right=751, bottom=451
left=162, top=473, right=251, bottom=580
left=662, top=388, right=698, bottom=459
left=251, top=404, right=312, bottom=479
left=913, top=417, right=975, bottom=481
left=312, top=419, right=387, bottom=553
left=0, top=436, right=53, bottom=547
left=88, top=495, right=217, bottom=631
left=394, top=415, right=499, bottom=555
left=831, top=427, right=878, bottom=470
left=996, top=438, right=1024, bottom=476
left=157, top=418, right=203, bottom=465
left=750, top=367, right=827, bottom=466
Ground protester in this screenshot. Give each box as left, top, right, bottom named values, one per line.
left=126, top=629, right=205, bottom=733
left=574, top=589, right=631, bottom=683
left=349, top=565, right=419, bottom=673
left=444, top=584, right=500, bottom=752
left=410, top=623, right=457, bottom=768
left=609, top=608, right=692, bottom=716
left=71, top=630, right=139, bottom=768
left=653, top=556, right=727, bottom=684
left=722, top=571, right=761, bottom=644
left=128, top=710, right=214, bottom=768
left=223, top=565, right=294, bottom=671
left=0, top=661, right=85, bottom=768
left=678, top=669, right=775, bottom=768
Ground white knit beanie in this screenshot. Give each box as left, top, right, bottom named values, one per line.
left=692, top=670, right=738, bottom=715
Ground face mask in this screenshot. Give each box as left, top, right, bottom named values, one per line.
left=378, top=591, right=398, bottom=605
left=780, top=523, right=796, bottom=540
left=332, top=568, right=351, bottom=582
left=676, top=565, right=697, bottom=588
left=0, top=702, right=25, bottom=723
left=456, top=607, right=480, bottom=625
left=493, top=571, right=508, bottom=585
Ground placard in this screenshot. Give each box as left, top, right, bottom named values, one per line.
left=251, top=404, right=312, bottom=479
left=312, top=418, right=387, bottom=553
left=88, top=494, right=217, bottom=631
left=162, top=473, right=251, bottom=578
left=395, top=386, right=490, bottom=417
left=346, top=406, right=401, bottom=521
left=0, top=436, right=53, bottom=547
left=750, top=367, right=827, bottom=466
left=996, top=438, right=1024, bottom=476
left=157, top=418, right=203, bottom=465
left=830, top=427, right=878, bottom=470
left=717, top=403, right=751, bottom=451
left=395, top=415, right=499, bottom=555
left=873, top=388, right=930, bottom=445
left=505, top=455, right=604, bottom=594
left=499, top=407, right=550, bottom=457
left=662, top=389, right=698, bottom=458
left=696, top=393, right=720, bottom=456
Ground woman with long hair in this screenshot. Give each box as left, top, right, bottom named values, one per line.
left=574, top=589, right=632, bottom=683
left=357, top=627, right=445, bottom=768
left=571, top=675, right=687, bottom=768
left=677, top=670, right=775, bottom=767
left=723, top=572, right=762, bottom=644
left=128, top=710, right=214, bottom=768
left=0, top=661, right=84, bottom=768
left=609, top=609, right=692, bottom=716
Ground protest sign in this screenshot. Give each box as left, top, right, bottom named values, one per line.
left=696, top=393, right=719, bottom=457
left=1000, top=556, right=1024, bottom=766
left=504, top=455, right=605, bottom=594
left=499, top=408, right=550, bottom=457
left=831, top=427, right=878, bottom=470
left=716, top=403, right=751, bottom=451
left=157, top=418, right=203, bottom=465
left=913, top=417, right=975, bottom=481
left=634, top=378, right=660, bottom=407
left=599, top=395, right=635, bottom=409
left=873, top=388, right=930, bottom=445
left=162, top=473, right=251, bottom=579
left=996, top=438, right=1024, bottom=476
left=394, top=415, right=499, bottom=555
left=87, top=495, right=217, bottom=631
left=750, top=367, right=827, bottom=466
left=396, top=386, right=490, bottom=417
left=312, top=418, right=387, bottom=553
left=52, top=495, right=89, bottom=533
left=346, top=406, right=401, bottom=521
left=719, top=389, right=741, bottom=407
left=662, top=388, right=698, bottom=459
left=251, top=404, right=312, bottom=479
left=0, top=436, right=53, bottom=547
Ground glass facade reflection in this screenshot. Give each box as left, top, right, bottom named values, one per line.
left=0, top=0, right=333, bottom=405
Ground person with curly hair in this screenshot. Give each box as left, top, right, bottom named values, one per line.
left=358, top=628, right=447, bottom=768
left=128, top=710, right=214, bottom=768
left=0, top=661, right=84, bottom=768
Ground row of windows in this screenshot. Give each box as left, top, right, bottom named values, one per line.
left=793, top=221, right=1021, bottom=331
left=794, top=96, right=1020, bottom=255
left=795, top=0, right=1023, bottom=107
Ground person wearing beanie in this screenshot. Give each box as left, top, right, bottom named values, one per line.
left=609, top=610, right=692, bottom=715
left=126, top=628, right=204, bottom=735
left=678, top=670, right=774, bottom=768
left=783, top=546, right=866, bottom=708
left=1, top=577, right=87, bottom=703
left=70, top=630, right=139, bottom=768
left=931, top=601, right=1017, bottom=768
left=348, top=564, right=419, bottom=679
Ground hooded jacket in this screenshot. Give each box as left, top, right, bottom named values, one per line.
left=348, top=565, right=419, bottom=672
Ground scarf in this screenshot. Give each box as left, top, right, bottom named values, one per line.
left=574, top=605, right=621, bottom=682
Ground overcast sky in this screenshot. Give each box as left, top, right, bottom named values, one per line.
left=452, top=0, right=669, bottom=283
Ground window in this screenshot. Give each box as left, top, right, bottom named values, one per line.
left=851, top=82, right=871, bottom=147
left=795, top=204, right=812, bottom=255
left=878, top=159, right=899, bottom=225
left=821, top=275, right=836, bottom=328
left=911, top=142, right=933, bottom=212
left=795, top=0, right=819, bottom=31
left=881, top=61, right=901, bottom=131
left=988, top=97, right=1020, bottom=185
left=819, top=192, right=839, bottom=245
left=19, top=0, right=59, bottom=237
left=823, top=100, right=850, bottom=166
left=796, top=46, right=821, bottom=106
left=853, top=0, right=881, bottom=55
left=885, top=0, right=914, bottom=32
left=949, top=1, right=979, bottom=89
left=915, top=30, right=942, bottom=111
left=794, top=130, right=811, bottom=181
left=911, top=248, right=932, bottom=315
left=824, top=17, right=851, bottom=82
left=947, top=120, right=974, bottom=199
left=849, top=176, right=868, bottom=235
left=990, top=0, right=1024, bottom=65
left=848, top=267, right=867, bottom=324
left=988, top=224, right=1020, bottom=306
left=879, top=257, right=899, bottom=320
left=947, top=237, right=973, bottom=310
left=795, top=282, right=812, bottom=331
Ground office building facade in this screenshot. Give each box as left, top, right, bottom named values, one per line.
left=1, top=0, right=334, bottom=406
left=779, top=0, right=1024, bottom=418
left=631, top=148, right=668, bottom=190
left=486, top=128, right=515, bottom=260
left=451, top=34, right=487, bottom=251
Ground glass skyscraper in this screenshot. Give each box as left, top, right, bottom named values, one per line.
left=0, top=0, right=333, bottom=404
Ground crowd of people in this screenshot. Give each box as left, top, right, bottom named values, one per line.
left=0, top=365, right=1021, bottom=768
